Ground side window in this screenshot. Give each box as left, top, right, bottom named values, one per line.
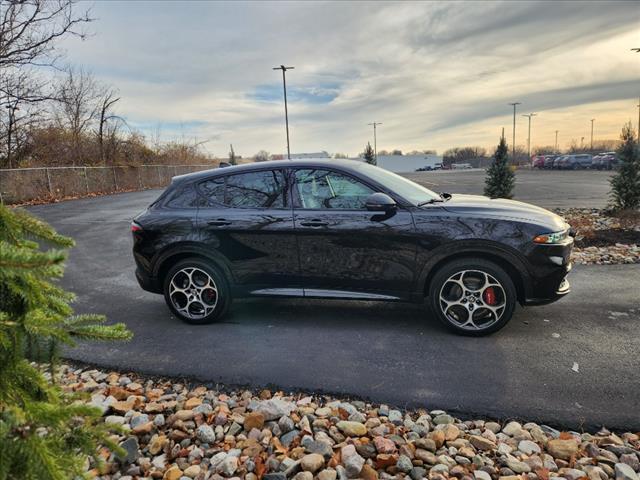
left=165, top=183, right=202, bottom=208
left=200, top=170, right=287, bottom=208
left=200, top=177, right=225, bottom=205
left=294, top=169, right=374, bottom=209
left=225, top=170, right=286, bottom=208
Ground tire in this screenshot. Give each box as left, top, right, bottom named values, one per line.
left=163, top=257, right=230, bottom=324
left=428, top=258, right=517, bottom=336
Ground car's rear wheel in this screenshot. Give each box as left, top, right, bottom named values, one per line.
left=163, top=258, right=230, bottom=324
left=428, top=258, right=516, bottom=336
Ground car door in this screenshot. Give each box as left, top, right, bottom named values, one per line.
left=196, top=168, right=300, bottom=292
left=292, top=167, right=417, bottom=298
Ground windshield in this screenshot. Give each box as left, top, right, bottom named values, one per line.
left=354, top=162, right=441, bottom=205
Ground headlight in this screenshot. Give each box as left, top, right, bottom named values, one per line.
left=533, top=229, right=569, bottom=244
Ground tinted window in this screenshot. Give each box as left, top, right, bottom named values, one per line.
left=294, top=169, right=374, bottom=209
left=165, top=183, right=202, bottom=208
left=351, top=162, right=440, bottom=205
left=226, top=170, right=286, bottom=208
left=200, top=177, right=225, bottom=205
left=200, top=170, right=287, bottom=208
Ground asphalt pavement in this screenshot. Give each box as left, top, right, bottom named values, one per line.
left=26, top=170, right=640, bottom=430
left=405, top=169, right=613, bottom=209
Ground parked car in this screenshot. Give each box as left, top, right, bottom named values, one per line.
left=556, top=154, right=593, bottom=169
left=592, top=152, right=618, bottom=170
left=452, top=163, right=473, bottom=170
left=544, top=155, right=558, bottom=169
left=132, top=160, right=573, bottom=336
left=531, top=155, right=546, bottom=169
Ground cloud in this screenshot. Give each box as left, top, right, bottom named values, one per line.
left=59, top=0, right=640, bottom=157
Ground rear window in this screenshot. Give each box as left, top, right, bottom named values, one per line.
left=164, top=183, right=203, bottom=209
left=199, top=169, right=287, bottom=208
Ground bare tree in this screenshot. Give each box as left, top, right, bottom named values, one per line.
left=0, top=0, right=91, bottom=70
left=55, top=66, right=100, bottom=164
left=96, top=88, right=120, bottom=164
left=254, top=150, right=270, bottom=162
left=0, top=0, right=91, bottom=167
left=0, top=73, right=46, bottom=167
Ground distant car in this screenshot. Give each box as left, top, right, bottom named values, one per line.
left=544, top=155, right=558, bottom=169
left=556, top=154, right=593, bottom=170
left=452, top=163, right=473, bottom=170
left=531, top=155, right=546, bottom=169
left=592, top=152, right=617, bottom=170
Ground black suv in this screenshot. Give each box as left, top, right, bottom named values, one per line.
left=132, top=160, right=573, bottom=335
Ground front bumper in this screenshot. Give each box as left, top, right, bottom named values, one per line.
left=522, top=239, right=573, bottom=306
left=523, top=264, right=571, bottom=306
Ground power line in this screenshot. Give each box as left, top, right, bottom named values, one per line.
left=272, top=65, right=294, bottom=159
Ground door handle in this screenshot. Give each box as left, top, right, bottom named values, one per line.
left=300, top=219, right=329, bottom=227
left=207, top=219, right=232, bottom=226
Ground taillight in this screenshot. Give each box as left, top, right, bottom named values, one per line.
left=131, top=222, right=143, bottom=233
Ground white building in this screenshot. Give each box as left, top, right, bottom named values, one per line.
left=271, top=152, right=330, bottom=160
left=375, top=154, right=442, bottom=173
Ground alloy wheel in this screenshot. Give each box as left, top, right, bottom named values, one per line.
left=168, top=267, right=218, bottom=319
left=438, top=269, right=507, bottom=331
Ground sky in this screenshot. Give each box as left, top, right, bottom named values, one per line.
left=59, top=0, right=640, bottom=158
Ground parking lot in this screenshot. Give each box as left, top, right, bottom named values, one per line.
left=405, top=168, right=613, bottom=209
left=27, top=169, right=640, bottom=430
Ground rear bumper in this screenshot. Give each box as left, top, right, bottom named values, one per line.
left=135, top=267, right=162, bottom=294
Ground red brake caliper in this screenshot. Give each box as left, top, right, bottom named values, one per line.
left=483, top=287, right=496, bottom=305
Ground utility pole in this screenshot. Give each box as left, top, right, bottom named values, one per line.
left=590, top=119, right=595, bottom=151
left=367, top=122, right=382, bottom=162
left=637, top=97, right=640, bottom=146
left=273, top=65, right=294, bottom=159
left=555, top=130, right=559, bottom=153
left=522, top=113, right=537, bottom=162
left=5, top=103, right=19, bottom=170
left=508, top=102, right=521, bottom=162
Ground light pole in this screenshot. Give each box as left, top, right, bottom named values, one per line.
left=637, top=97, right=640, bottom=145
left=522, top=113, right=537, bottom=162
left=508, top=102, right=521, bottom=161
left=273, top=65, right=294, bottom=159
left=590, top=118, right=595, bottom=151
left=555, top=130, right=559, bottom=153
left=367, top=122, right=382, bottom=162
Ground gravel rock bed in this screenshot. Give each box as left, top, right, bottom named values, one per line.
left=554, top=209, right=640, bottom=265
left=55, top=365, right=640, bottom=480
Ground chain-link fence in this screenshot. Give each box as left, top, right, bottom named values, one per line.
left=0, top=164, right=217, bottom=205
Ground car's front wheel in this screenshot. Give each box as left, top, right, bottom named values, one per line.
left=428, top=258, right=516, bottom=336
left=163, top=258, right=230, bottom=324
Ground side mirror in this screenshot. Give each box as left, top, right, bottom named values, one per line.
left=365, top=192, right=397, bottom=213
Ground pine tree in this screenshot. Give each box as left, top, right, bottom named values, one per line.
left=609, top=123, right=640, bottom=211
left=363, top=142, right=376, bottom=165
left=0, top=205, right=132, bottom=479
left=484, top=132, right=515, bottom=199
